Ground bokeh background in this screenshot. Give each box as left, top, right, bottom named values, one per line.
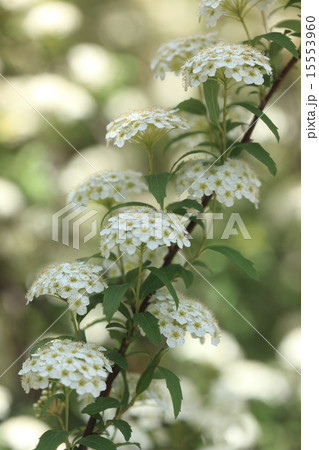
left=0, top=0, right=300, bottom=449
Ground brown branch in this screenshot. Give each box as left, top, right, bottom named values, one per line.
left=77, top=54, right=300, bottom=449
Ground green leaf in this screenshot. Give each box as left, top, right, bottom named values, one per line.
left=30, top=338, right=55, bottom=355
left=204, top=245, right=258, bottom=280
left=118, top=302, right=132, bottom=320
left=166, top=199, right=203, bottom=213
left=106, top=350, right=128, bottom=370
left=261, top=32, right=299, bottom=58
left=112, top=420, right=132, bottom=441
left=34, top=430, right=69, bottom=450
left=284, top=0, right=301, bottom=9
left=134, top=312, right=162, bottom=345
left=274, top=19, right=301, bottom=33
left=77, top=436, right=117, bottom=450
left=101, top=201, right=156, bottom=226
left=156, top=367, right=183, bottom=418
left=144, top=172, right=171, bottom=208
left=81, top=397, right=121, bottom=415
left=232, top=102, right=280, bottom=142
left=136, top=348, right=165, bottom=395
left=116, top=443, right=141, bottom=449
left=176, top=98, right=207, bottom=115
left=103, top=284, right=130, bottom=322
left=77, top=252, right=102, bottom=262
left=145, top=267, right=179, bottom=308
left=39, top=393, right=65, bottom=415
left=170, top=149, right=215, bottom=174
left=234, top=142, right=277, bottom=176
left=163, top=131, right=208, bottom=153
left=192, top=260, right=214, bottom=276
left=140, top=264, right=193, bottom=299
left=203, top=79, right=220, bottom=127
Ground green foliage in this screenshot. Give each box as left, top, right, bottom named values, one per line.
left=166, top=199, right=204, bottom=214
left=204, top=245, right=259, bottom=280
left=156, top=367, right=183, bottom=418
left=136, top=348, right=166, bottom=396
left=81, top=397, right=121, bottom=415
left=274, top=19, right=301, bottom=34
left=134, top=312, right=162, bottom=345
left=77, top=435, right=117, bottom=450
left=111, top=419, right=132, bottom=441
left=144, top=172, right=171, bottom=208
left=163, top=131, right=208, bottom=152
left=103, top=284, right=130, bottom=322
left=234, top=142, right=277, bottom=176
left=106, top=350, right=129, bottom=370
left=141, top=266, right=179, bottom=308
left=176, top=98, right=207, bottom=115
left=34, top=430, right=69, bottom=450
left=203, top=79, right=220, bottom=127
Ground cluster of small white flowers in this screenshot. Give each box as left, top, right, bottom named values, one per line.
left=182, top=43, right=272, bottom=89
left=150, top=32, right=216, bottom=80
left=198, top=0, right=224, bottom=28
left=148, top=288, right=221, bottom=348
left=100, top=207, right=191, bottom=258
left=67, top=170, right=148, bottom=205
left=26, top=262, right=107, bottom=315
left=175, top=158, right=261, bottom=207
left=105, top=108, right=189, bottom=148
left=107, top=247, right=168, bottom=278
left=254, top=0, right=277, bottom=11
left=19, top=339, right=112, bottom=397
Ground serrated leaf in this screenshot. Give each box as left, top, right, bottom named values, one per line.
left=274, top=19, right=301, bottom=33
left=81, top=397, right=121, bottom=415
left=234, top=142, right=277, bottom=176
left=136, top=348, right=165, bottom=395
left=145, top=267, right=179, bottom=308
left=103, top=284, right=130, bottom=322
left=134, top=312, right=162, bottom=345
left=144, top=172, right=170, bottom=208
left=204, top=245, right=258, bottom=280
left=77, top=435, right=117, bottom=450
left=112, top=420, right=132, bottom=441
left=156, top=367, right=183, bottom=418
left=232, top=102, right=280, bottom=142
left=176, top=98, right=207, bottom=115
left=34, top=430, right=69, bottom=450
left=261, top=32, right=299, bottom=58
left=106, top=350, right=128, bottom=370
left=203, top=79, right=220, bottom=127
left=166, top=199, right=203, bottom=213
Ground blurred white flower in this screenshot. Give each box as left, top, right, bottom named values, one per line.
left=23, top=1, right=82, bottom=37
left=67, top=44, right=118, bottom=89
left=219, top=360, right=291, bottom=405
left=0, top=385, right=11, bottom=420
left=25, top=74, right=95, bottom=121
left=0, top=0, right=38, bottom=10
left=0, top=178, right=25, bottom=218
left=0, top=416, right=49, bottom=450
left=278, top=327, right=301, bottom=370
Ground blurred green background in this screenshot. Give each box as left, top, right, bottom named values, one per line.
left=0, top=0, right=300, bottom=449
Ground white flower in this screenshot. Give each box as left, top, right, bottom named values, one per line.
left=182, top=43, right=272, bottom=90
left=105, top=108, right=189, bottom=148
left=68, top=170, right=148, bottom=206
left=19, top=339, right=112, bottom=397
left=174, top=158, right=261, bottom=208
left=148, top=288, right=221, bottom=348
left=198, top=0, right=224, bottom=28
left=151, top=32, right=216, bottom=80
left=100, top=207, right=191, bottom=259
left=26, top=262, right=107, bottom=315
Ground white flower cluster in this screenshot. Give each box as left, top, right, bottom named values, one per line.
left=107, top=247, right=168, bottom=278
left=26, top=262, right=106, bottom=315
left=254, top=0, right=278, bottom=11
left=105, top=108, right=189, bottom=148
left=198, top=0, right=224, bottom=28
left=100, top=207, right=191, bottom=258
left=151, top=32, right=216, bottom=80
left=67, top=170, right=148, bottom=205
left=175, top=158, right=261, bottom=207
left=148, top=288, right=221, bottom=348
left=19, top=339, right=112, bottom=397
left=182, top=43, right=272, bottom=89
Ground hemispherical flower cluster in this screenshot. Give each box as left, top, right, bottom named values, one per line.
left=19, top=339, right=112, bottom=397
left=67, top=170, right=148, bottom=206
left=182, top=43, right=272, bottom=90
left=100, top=207, right=191, bottom=258
left=148, top=288, right=221, bottom=348
left=26, top=262, right=107, bottom=315
left=150, top=32, right=216, bottom=80
left=105, top=108, right=189, bottom=148
left=175, top=158, right=261, bottom=207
